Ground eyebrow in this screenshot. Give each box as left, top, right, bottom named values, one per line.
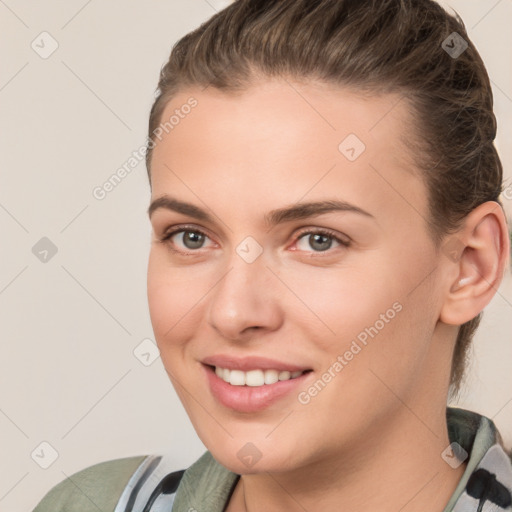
left=147, top=195, right=374, bottom=227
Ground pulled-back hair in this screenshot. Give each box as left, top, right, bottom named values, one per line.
left=145, top=0, right=505, bottom=397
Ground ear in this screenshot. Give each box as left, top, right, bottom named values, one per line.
left=439, top=201, right=510, bottom=326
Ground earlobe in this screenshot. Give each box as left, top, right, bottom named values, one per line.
left=440, top=201, right=509, bottom=326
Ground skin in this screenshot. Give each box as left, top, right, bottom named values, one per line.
left=146, top=78, right=509, bottom=512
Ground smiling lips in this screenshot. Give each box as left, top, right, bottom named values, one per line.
left=201, top=354, right=313, bottom=412
left=202, top=354, right=312, bottom=385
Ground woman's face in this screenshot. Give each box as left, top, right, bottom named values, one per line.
left=147, top=79, right=452, bottom=474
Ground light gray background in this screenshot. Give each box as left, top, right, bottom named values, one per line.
left=1, top=1, right=511, bottom=510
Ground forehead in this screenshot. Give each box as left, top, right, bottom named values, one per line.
left=150, top=79, right=428, bottom=232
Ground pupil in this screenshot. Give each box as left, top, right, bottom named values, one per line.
left=310, top=233, right=331, bottom=251
left=185, top=231, right=204, bottom=249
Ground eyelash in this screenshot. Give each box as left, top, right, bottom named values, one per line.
left=158, top=224, right=351, bottom=256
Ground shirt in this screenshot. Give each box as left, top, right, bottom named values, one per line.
left=32, top=407, right=512, bottom=512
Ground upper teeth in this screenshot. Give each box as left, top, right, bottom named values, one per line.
left=215, top=366, right=305, bottom=386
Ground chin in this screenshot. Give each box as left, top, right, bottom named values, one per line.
left=206, top=438, right=300, bottom=475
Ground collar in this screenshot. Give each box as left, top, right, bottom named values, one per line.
left=443, top=407, right=512, bottom=511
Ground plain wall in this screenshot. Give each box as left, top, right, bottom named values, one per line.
left=0, top=1, right=510, bottom=510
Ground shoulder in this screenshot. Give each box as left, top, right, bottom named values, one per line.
left=32, top=451, right=233, bottom=512
left=32, top=454, right=150, bottom=512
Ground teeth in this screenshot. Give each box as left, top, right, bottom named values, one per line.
left=214, top=366, right=306, bottom=386
left=278, top=370, right=290, bottom=380
left=230, top=370, right=246, bottom=386
left=245, top=369, right=263, bottom=386
left=264, top=370, right=279, bottom=385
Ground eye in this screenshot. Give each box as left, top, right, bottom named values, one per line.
left=158, top=225, right=350, bottom=256
left=159, top=226, right=214, bottom=254
left=293, top=228, right=350, bottom=253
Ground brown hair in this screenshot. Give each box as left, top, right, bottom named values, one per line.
left=145, top=0, right=504, bottom=398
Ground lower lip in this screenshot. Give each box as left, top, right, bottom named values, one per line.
left=203, top=364, right=312, bottom=413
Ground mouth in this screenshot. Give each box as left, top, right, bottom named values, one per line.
left=202, top=363, right=314, bottom=413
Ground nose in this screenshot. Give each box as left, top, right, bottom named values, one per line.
left=206, top=249, right=283, bottom=342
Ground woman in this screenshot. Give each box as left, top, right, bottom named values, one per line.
left=34, top=0, right=512, bottom=511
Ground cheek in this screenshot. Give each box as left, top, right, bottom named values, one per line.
left=147, top=251, right=194, bottom=344
left=280, top=263, right=399, bottom=348
left=147, top=250, right=221, bottom=362
left=147, top=256, right=196, bottom=394
left=294, top=253, right=435, bottom=375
